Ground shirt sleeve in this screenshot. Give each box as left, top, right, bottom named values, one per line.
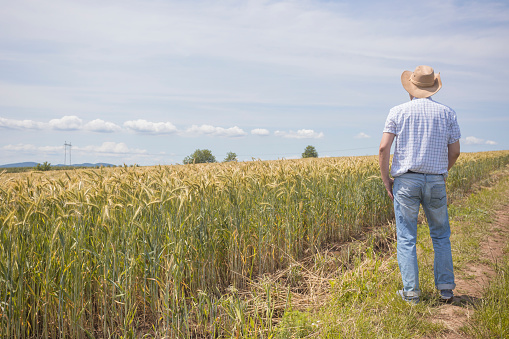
left=383, top=110, right=397, bottom=135
left=447, top=110, right=461, bottom=144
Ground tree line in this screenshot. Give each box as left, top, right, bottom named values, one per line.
left=1, top=146, right=319, bottom=173
left=183, top=145, right=318, bottom=164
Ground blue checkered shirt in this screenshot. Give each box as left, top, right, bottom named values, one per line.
left=383, top=97, right=461, bottom=177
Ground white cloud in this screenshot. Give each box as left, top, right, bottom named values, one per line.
left=1, top=116, right=122, bottom=133
left=3, top=144, right=37, bottom=151
left=354, top=132, right=371, bottom=139
left=274, top=129, right=324, bottom=139
left=49, top=116, right=83, bottom=130
left=84, top=119, right=122, bottom=133
left=185, top=124, right=247, bottom=137
left=76, top=142, right=147, bottom=154
left=464, top=136, right=483, bottom=144
left=1, top=115, right=255, bottom=139
left=251, top=128, right=270, bottom=136
left=39, top=145, right=64, bottom=152
left=2, top=143, right=61, bottom=152
left=2, top=142, right=147, bottom=160
left=463, top=136, right=497, bottom=145
left=123, top=119, right=177, bottom=134
left=0, top=117, right=46, bottom=130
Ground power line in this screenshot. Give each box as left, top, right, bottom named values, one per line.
left=64, top=141, right=72, bottom=166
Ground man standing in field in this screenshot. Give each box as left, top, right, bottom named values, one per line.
left=378, top=65, right=461, bottom=304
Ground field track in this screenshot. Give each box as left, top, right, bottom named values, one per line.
left=429, top=177, right=509, bottom=338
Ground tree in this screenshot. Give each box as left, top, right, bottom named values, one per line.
left=183, top=149, right=216, bottom=164
left=302, top=145, right=318, bottom=158
left=34, top=161, right=52, bottom=171
left=223, top=151, right=238, bottom=162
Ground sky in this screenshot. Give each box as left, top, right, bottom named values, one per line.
left=1, top=0, right=508, bottom=166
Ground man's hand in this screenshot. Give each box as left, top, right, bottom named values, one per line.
left=383, top=177, right=394, bottom=201
left=379, top=132, right=396, bottom=201
left=448, top=141, right=460, bottom=171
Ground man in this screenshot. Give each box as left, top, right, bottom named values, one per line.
left=379, top=65, right=461, bottom=304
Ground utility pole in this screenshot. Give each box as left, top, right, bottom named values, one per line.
left=64, top=141, right=72, bottom=166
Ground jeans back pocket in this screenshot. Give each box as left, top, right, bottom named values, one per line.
left=429, top=184, right=447, bottom=209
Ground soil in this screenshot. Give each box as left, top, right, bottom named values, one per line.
left=430, top=202, right=509, bottom=338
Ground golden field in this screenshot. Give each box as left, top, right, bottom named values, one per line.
left=1, top=151, right=508, bottom=338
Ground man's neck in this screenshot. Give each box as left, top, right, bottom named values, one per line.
left=410, top=95, right=432, bottom=101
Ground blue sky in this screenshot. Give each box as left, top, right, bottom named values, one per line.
left=1, top=0, right=508, bottom=166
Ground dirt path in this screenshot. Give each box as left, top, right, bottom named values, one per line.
left=431, top=202, right=509, bottom=338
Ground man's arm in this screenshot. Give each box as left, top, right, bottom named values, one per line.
left=379, top=132, right=396, bottom=200
left=447, top=141, right=460, bottom=170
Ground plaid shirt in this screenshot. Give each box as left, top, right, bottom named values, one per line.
left=383, top=97, right=461, bottom=177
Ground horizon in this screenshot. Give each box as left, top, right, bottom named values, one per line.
left=3, top=149, right=509, bottom=169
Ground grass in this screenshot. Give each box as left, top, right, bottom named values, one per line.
left=284, top=165, right=509, bottom=338
left=458, top=173, right=509, bottom=338
left=0, top=151, right=509, bottom=337
left=464, top=249, right=509, bottom=338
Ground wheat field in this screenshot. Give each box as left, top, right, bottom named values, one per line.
left=1, top=151, right=508, bottom=338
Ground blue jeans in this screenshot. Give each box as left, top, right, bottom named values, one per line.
left=393, top=173, right=456, bottom=297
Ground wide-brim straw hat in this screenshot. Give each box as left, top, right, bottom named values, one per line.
left=401, top=65, right=442, bottom=98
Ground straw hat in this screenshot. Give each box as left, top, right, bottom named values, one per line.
left=401, top=65, right=442, bottom=98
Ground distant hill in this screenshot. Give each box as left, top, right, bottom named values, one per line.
left=0, top=162, right=39, bottom=168
left=0, top=162, right=116, bottom=168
